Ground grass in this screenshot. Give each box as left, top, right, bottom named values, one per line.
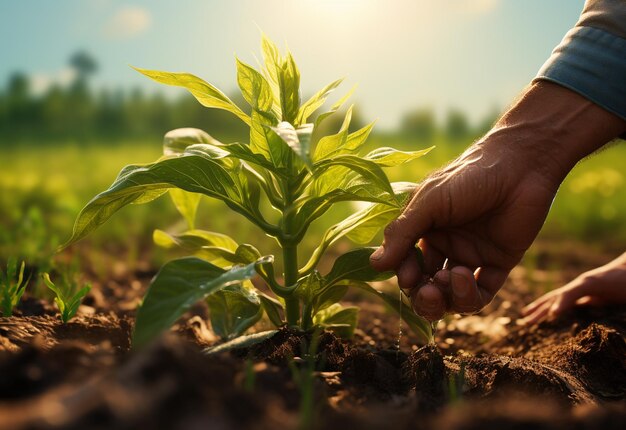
left=1, top=135, right=625, bottom=278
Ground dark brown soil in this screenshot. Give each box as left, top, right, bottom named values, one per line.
left=0, top=262, right=625, bottom=429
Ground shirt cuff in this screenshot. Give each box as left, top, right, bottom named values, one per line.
left=534, top=26, right=626, bottom=126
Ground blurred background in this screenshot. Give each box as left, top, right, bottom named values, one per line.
left=1, top=0, right=624, bottom=289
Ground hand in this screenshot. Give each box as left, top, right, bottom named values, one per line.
left=370, top=81, right=626, bottom=321
left=522, top=252, right=626, bottom=324
left=371, top=136, right=561, bottom=320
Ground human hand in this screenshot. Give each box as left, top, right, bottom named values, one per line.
left=522, top=252, right=626, bottom=324
left=370, top=82, right=626, bottom=321
left=370, top=135, right=561, bottom=321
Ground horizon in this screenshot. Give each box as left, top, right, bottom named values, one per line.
left=0, top=0, right=584, bottom=129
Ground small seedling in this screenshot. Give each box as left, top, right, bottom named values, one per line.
left=0, top=257, right=29, bottom=317
left=41, top=273, right=91, bottom=323
left=64, top=35, right=433, bottom=348
left=446, top=361, right=466, bottom=404
left=288, top=328, right=323, bottom=430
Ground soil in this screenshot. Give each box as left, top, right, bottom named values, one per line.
left=0, top=256, right=625, bottom=429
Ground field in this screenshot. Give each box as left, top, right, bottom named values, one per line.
left=2, top=135, right=626, bottom=271
left=1, top=135, right=625, bottom=429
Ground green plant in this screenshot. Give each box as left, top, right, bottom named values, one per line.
left=64, top=35, right=432, bottom=347
left=446, top=361, right=466, bottom=404
left=41, top=273, right=91, bottom=323
left=288, top=328, right=324, bottom=430
left=0, top=257, right=29, bottom=317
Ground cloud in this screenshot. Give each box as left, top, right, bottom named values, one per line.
left=104, top=5, right=151, bottom=40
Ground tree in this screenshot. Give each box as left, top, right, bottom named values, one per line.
left=401, top=108, right=436, bottom=141
left=444, top=108, right=469, bottom=141
left=6, top=73, right=32, bottom=135
left=69, top=51, right=98, bottom=82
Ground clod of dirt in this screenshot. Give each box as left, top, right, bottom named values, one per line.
left=535, top=323, right=626, bottom=398
left=0, top=314, right=132, bottom=353
left=461, top=354, right=597, bottom=405
left=341, top=348, right=403, bottom=395
left=238, top=327, right=347, bottom=370
left=0, top=335, right=293, bottom=430
left=405, top=344, right=446, bottom=409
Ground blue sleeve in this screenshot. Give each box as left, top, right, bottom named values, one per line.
left=535, top=26, right=626, bottom=124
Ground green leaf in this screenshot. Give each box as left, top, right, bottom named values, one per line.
left=236, top=58, right=274, bottom=116
left=64, top=153, right=252, bottom=247
left=314, top=85, right=356, bottom=128
left=294, top=186, right=394, bottom=236
left=1, top=260, right=28, bottom=316
left=344, top=204, right=402, bottom=245
left=364, top=146, right=434, bottom=167
left=204, top=330, right=279, bottom=355
left=325, top=247, right=394, bottom=287
left=278, top=52, right=300, bottom=124
left=42, top=274, right=90, bottom=323
left=297, top=78, right=344, bottom=125
left=301, top=183, right=415, bottom=274
left=269, top=122, right=314, bottom=170
left=260, top=34, right=282, bottom=117
left=153, top=229, right=238, bottom=252
left=294, top=271, right=324, bottom=304
left=313, top=304, right=359, bottom=338
left=163, top=128, right=220, bottom=156
left=314, top=155, right=396, bottom=200
left=153, top=230, right=262, bottom=267
left=134, top=67, right=250, bottom=125
left=222, top=142, right=289, bottom=179
left=169, top=189, right=201, bottom=230
left=249, top=111, right=293, bottom=171
left=313, top=106, right=352, bottom=161
left=344, top=182, right=416, bottom=244
left=183, top=143, right=233, bottom=165
left=234, top=244, right=262, bottom=264
left=351, top=282, right=431, bottom=343
left=311, top=284, right=348, bottom=316
left=258, top=293, right=284, bottom=327
left=42, top=273, right=63, bottom=300
left=207, top=282, right=263, bottom=339
left=133, top=256, right=272, bottom=348
left=317, top=121, right=376, bottom=163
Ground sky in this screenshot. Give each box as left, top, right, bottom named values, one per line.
left=0, top=0, right=585, bottom=129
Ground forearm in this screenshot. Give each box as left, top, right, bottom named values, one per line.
left=483, top=81, right=626, bottom=185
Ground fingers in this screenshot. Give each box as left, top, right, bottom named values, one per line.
left=521, top=298, right=555, bottom=325
left=449, top=266, right=485, bottom=314
left=409, top=264, right=498, bottom=320
left=370, top=193, right=434, bottom=272
left=521, top=281, right=592, bottom=324
left=397, top=249, right=424, bottom=293
left=410, top=283, right=446, bottom=321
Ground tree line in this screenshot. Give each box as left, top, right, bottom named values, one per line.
left=0, top=52, right=498, bottom=145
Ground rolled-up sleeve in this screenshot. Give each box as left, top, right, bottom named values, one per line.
left=534, top=0, right=626, bottom=122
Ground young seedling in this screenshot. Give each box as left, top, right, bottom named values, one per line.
left=41, top=273, right=91, bottom=323
left=64, top=35, right=433, bottom=347
left=288, top=328, right=324, bottom=430
left=0, top=257, right=29, bottom=317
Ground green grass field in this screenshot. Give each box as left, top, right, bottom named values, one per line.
left=1, top=135, right=625, bottom=278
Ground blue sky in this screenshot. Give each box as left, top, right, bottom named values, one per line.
left=0, top=0, right=584, bottom=129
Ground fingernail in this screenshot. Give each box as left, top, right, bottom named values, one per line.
left=452, top=272, right=469, bottom=298
left=370, top=246, right=384, bottom=261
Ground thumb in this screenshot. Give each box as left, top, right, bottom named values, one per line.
left=370, top=191, right=434, bottom=271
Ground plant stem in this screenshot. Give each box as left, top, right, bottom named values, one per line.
left=283, top=243, right=300, bottom=326
left=301, top=303, right=313, bottom=330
